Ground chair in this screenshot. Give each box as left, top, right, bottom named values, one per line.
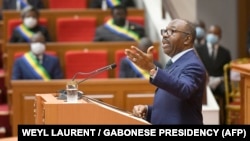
left=64, top=50, right=108, bottom=79
left=127, top=16, right=145, bottom=26
left=114, top=49, right=158, bottom=77
left=48, top=0, right=87, bottom=9
left=7, top=18, right=48, bottom=41
left=56, top=17, right=96, bottom=42
left=224, top=57, right=250, bottom=124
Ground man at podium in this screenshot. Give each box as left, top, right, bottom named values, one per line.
left=125, top=19, right=207, bottom=124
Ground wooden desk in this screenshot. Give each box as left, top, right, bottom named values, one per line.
left=230, top=63, right=250, bottom=124
left=35, top=93, right=150, bottom=125
left=10, top=78, right=156, bottom=136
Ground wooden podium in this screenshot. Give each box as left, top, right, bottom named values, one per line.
left=230, top=63, right=250, bottom=124
left=35, top=94, right=150, bottom=125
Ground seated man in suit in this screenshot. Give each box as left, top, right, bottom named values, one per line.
left=93, top=4, right=145, bottom=42
left=119, top=37, right=162, bottom=79
left=9, top=5, right=51, bottom=43
left=12, top=32, right=63, bottom=80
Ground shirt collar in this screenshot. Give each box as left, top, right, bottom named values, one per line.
left=170, top=48, right=193, bottom=63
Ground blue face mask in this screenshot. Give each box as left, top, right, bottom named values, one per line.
left=195, top=27, right=205, bottom=39
left=206, top=33, right=219, bottom=45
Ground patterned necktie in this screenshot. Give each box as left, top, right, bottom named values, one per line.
left=165, top=59, right=173, bottom=69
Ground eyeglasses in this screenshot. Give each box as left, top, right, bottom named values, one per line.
left=161, top=29, right=190, bottom=36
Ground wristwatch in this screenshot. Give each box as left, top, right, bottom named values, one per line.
left=149, top=66, right=157, bottom=77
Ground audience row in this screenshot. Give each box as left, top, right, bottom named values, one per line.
left=11, top=32, right=160, bottom=80
left=7, top=5, right=145, bottom=43
left=0, top=0, right=137, bottom=19
left=3, top=0, right=136, bottom=10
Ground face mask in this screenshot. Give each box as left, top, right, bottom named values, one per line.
left=31, top=42, right=45, bottom=55
left=195, top=27, right=205, bottom=39
left=206, top=33, right=219, bottom=45
left=24, top=17, right=38, bottom=29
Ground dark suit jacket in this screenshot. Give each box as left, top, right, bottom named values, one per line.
left=147, top=50, right=207, bottom=124
left=119, top=57, right=162, bottom=78
left=3, top=0, right=44, bottom=9
left=89, top=0, right=135, bottom=8
left=9, top=25, right=51, bottom=43
left=12, top=53, right=63, bottom=79
left=93, top=22, right=145, bottom=41
left=195, top=44, right=231, bottom=77
left=195, top=44, right=231, bottom=98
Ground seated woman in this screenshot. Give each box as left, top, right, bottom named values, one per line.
left=9, top=5, right=51, bottom=43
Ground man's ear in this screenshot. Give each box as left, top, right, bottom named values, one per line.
left=184, top=35, right=192, bottom=45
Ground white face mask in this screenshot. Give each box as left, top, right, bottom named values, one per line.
left=24, top=17, right=37, bottom=29
left=195, top=27, right=205, bottom=39
left=206, top=33, right=219, bottom=45
left=31, top=42, right=45, bottom=55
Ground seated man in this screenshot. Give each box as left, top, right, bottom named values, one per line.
left=93, top=5, right=145, bottom=42
left=9, top=5, right=51, bottom=43
left=12, top=32, right=63, bottom=80
left=119, top=37, right=162, bottom=78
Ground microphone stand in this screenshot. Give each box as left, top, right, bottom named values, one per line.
left=58, top=64, right=116, bottom=100
left=73, top=63, right=117, bottom=85
left=70, top=63, right=134, bottom=115
left=58, top=63, right=147, bottom=121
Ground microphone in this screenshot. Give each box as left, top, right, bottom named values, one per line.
left=57, top=63, right=117, bottom=100
left=74, top=63, right=117, bottom=85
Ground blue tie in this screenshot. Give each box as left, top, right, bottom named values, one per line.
left=165, top=59, right=173, bottom=69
